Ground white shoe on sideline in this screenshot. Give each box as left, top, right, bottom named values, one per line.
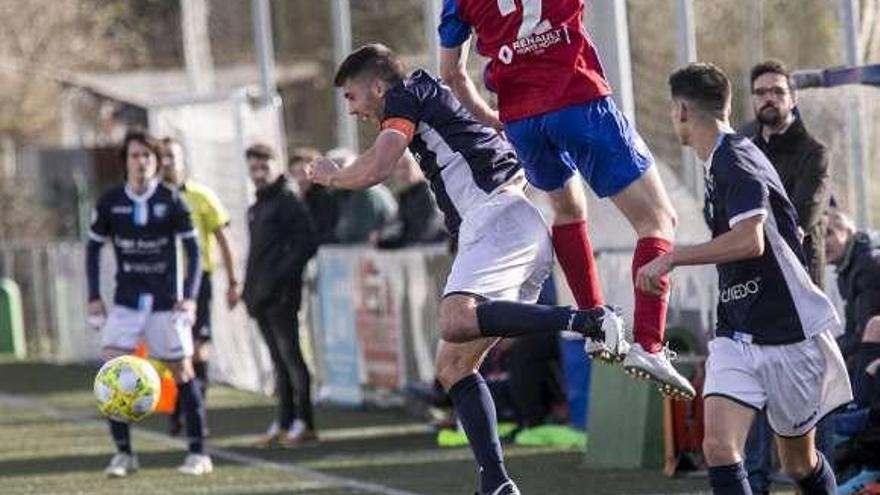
left=177, top=453, right=213, bottom=476
left=104, top=452, right=138, bottom=478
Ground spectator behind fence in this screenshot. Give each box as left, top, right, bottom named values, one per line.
left=326, top=147, right=397, bottom=244
left=742, top=60, right=834, bottom=494
left=746, top=59, right=831, bottom=288
left=159, top=136, right=240, bottom=438
left=376, top=151, right=446, bottom=249
left=288, top=147, right=341, bottom=245
left=240, top=143, right=319, bottom=448
left=826, top=210, right=880, bottom=493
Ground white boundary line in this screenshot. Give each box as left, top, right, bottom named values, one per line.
left=0, top=393, right=423, bottom=495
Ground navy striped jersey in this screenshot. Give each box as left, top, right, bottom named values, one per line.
left=381, top=70, right=522, bottom=234
left=704, top=133, right=838, bottom=345
left=88, top=180, right=200, bottom=311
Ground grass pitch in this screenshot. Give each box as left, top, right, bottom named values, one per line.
left=0, top=361, right=716, bottom=494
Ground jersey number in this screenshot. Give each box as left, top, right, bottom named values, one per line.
left=497, top=0, right=551, bottom=38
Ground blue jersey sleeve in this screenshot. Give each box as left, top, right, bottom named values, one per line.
left=723, top=169, right=768, bottom=228
left=88, top=195, right=111, bottom=242
left=439, top=0, right=471, bottom=48
left=383, top=85, right=422, bottom=126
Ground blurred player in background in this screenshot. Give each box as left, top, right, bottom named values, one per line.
left=86, top=130, right=212, bottom=477
left=160, top=137, right=240, bottom=437
left=438, top=0, right=693, bottom=399
left=638, top=63, right=851, bottom=495
left=311, top=43, right=627, bottom=495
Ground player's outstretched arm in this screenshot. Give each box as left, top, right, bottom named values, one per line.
left=440, top=43, right=503, bottom=130
left=636, top=215, right=766, bottom=295
left=309, top=130, right=408, bottom=190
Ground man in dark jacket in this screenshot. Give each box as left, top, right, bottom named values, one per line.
left=241, top=143, right=318, bottom=447
left=826, top=210, right=880, bottom=493
left=376, top=152, right=446, bottom=249
left=742, top=60, right=833, bottom=495
left=748, top=59, right=831, bottom=287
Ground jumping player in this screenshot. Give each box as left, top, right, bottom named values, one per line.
left=638, top=63, right=851, bottom=494
left=87, top=130, right=211, bottom=477
left=309, top=44, right=626, bottom=495
left=438, top=0, right=694, bottom=398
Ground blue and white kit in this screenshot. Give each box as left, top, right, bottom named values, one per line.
left=700, top=133, right=851, bottom=436
left=87, top=179, right=201, bottom=360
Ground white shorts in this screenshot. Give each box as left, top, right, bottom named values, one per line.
left=444, top=189, right=553, bottom=303
left=703, top=330, right=852, bottom=437
left=100, top=305, right=194, bottom=361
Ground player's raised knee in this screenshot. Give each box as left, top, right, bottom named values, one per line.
left=439, top=296, right=480, bottom=343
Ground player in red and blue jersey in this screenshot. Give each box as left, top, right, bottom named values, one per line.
left=438, top=0, right=694, bottom=399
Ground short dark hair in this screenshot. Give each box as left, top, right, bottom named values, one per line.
left=245, top=142, right=276, bottom=161
left=750, top=59, right=794, bottom=92
left=158, top=136, right=183, bottom=157
left=668, top=63, right=731, bottom=120
left=288, top=147, right=321, bottom=167
left=334, top=43, right=405, bottom=87
left=120, top=128, right=160, bottom=165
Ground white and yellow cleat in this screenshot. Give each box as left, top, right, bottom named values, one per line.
left=584, top=306, right=630, bottom=364
left=622, top=343, right=696, bottom=400
left=104, top=452, right=138, bottom=478
left=177, top=453, right=213, bottom=476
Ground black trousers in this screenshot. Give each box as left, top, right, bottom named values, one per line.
left=254, top=290, right=314, bottom=431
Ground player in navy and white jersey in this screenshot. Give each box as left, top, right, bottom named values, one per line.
left=308, top=44, right=626, bottom=495
left=86, top=130, right=212, bottom=477
left=636, top=63, right=851, bottom=495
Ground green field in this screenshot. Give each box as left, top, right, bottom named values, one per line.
left=0, top=361, right=718, bottom=494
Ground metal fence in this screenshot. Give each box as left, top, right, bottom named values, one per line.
left=0, top=242, right=99, bottom=362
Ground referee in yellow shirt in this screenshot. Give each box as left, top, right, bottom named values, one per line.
left=160, top=137, right=240, bottom=436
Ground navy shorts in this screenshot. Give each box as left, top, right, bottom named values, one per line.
left=505, top=96, right=654, bottom=197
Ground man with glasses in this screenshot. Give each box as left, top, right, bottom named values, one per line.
left=743, top=59, right=833, bottom=495
left=748, top=60, right=831, bottom=288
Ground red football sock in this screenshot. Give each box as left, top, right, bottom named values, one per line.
left=631, top=237, right=672, bottom=354
left=552, top=221, right=604, bottom=309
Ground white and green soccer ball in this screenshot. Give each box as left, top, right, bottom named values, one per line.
left=93, top=355, right=161, bottom=423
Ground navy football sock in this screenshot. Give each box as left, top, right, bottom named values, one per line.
left=794, top=451, right=836, bottom=495
left=178, top=381, right=206, bottom=454
left=108, top=419, right=132, bottom=454
left=476, top=301, right=603, bottom=339
left=448, top=374, right=510, bottom=494
left=708, top=462, right=752, bottom=495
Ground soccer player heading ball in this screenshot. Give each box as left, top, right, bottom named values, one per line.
left=438, top=0, right=694, bottom=399
left=310, top=43, right=631, bottom=495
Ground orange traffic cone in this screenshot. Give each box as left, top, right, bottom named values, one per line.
left=131, top=341, right=178, bottom=415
